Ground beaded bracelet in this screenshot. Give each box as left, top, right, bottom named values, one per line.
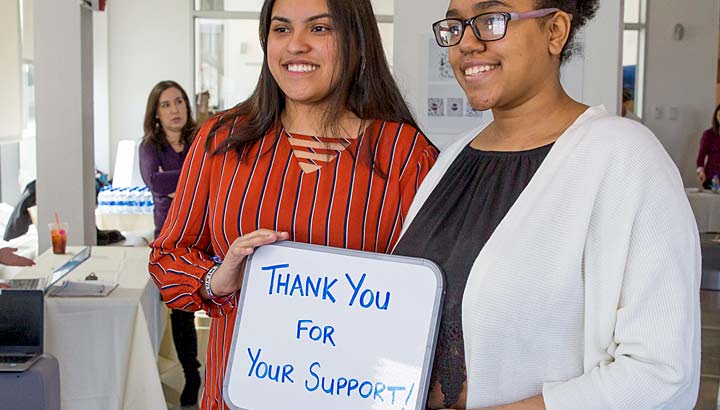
left=204, top=264, right=233, bottom=304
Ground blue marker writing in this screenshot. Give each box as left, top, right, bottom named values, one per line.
left=345, top=273, right=391, bottom=310
left=246, top=347, right=294, bottom=384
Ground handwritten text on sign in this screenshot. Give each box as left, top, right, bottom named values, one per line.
left=225, top=243, right=442, bottom=410
left=243, top=263, right=415, bottom=406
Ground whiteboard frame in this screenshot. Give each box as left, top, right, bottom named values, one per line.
left=222, top=241, right=445, bottom=410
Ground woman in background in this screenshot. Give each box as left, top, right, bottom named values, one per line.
left=139, top=80, right=201, bottom=409
left=697, top=104, right=720, bottom=189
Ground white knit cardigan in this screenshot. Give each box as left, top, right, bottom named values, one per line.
left=399, top=106, right=701, bottom=410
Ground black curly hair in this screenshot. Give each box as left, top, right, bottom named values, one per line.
left=535, top=0, right=599, bottom=63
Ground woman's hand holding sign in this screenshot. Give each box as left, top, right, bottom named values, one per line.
left=201, top=229, right=290, bottom=299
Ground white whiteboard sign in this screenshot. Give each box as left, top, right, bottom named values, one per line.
left=224, top=242, right=444, bottom=410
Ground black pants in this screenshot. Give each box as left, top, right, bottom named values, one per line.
left=170, top=309, right=200, bottom=376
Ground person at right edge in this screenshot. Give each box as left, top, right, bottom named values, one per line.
left=696, top=104, right=720, bottom=189
left=393, top=0, right=700, bottom=409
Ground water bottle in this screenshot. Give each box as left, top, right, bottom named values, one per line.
left=712, top=175, right=719, bottom=193
left=107, top=187, right=118, bottom=214
left=141, top=187, right=154, bottom=214
left=118, top=188, right=130, bottom=214
left=123, top=188, right=133, bottom=214
left=112, top=188, right=121, bottom=214
left=147, top=188, right=155, bottom=214
left=138, top=187, right=147, bottom=214
left=138, top=187, right=146, bottom=214
left=103, top=186, right=113, bottom=213
left=97, top=186, right=109, bottom=213
left=129, top=187, right=141, bottom=214
left=147, top=189, right=155, bottom=214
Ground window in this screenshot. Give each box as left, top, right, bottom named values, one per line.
left=195, top=18, right=261, bottom=111
left=623, top=0, right=646, bottom=119
left=192, top=1, right=394, bottom=113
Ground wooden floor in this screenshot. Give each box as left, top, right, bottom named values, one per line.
left=698, top=376, right=720, bottom=410
left=699, top=291, right=720, bottom=410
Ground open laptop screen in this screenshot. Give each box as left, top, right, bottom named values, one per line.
left=0, top=290, right=43, bottom=354
left=46, top=246, right=91, bottom=290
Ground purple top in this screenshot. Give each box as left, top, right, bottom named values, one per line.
left=138, top=142, right=188, bottom=238
left=697, top=128, right=720, bottom=179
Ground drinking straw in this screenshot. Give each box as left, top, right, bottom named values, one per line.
left=54, top=212, right=64, bottom=234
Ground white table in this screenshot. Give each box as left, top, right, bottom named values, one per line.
left=95, top=211, right=155, bottom=247
left=687, top=190, right=720, bottom=233
left=16, top=246, right=166, bottom=410
left=95, top=211, right=154, bottom=233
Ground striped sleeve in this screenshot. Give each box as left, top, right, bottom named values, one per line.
left=148, top=117, right=235, bottom=317
left=399, top=133, right=439, bottom=218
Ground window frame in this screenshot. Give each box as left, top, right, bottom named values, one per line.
left=623, top=0, right=647, bottom=119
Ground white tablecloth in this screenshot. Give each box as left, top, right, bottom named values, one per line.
left=16, top=246, right=166, bottom=410
left=687, top=190, right=720, bottom=233
left=95, top=211, right=154, bottom=233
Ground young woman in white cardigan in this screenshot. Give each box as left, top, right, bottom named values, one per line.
left=393, top=0, right=701, bottom=409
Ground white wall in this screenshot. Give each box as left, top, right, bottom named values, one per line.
left=0, top=0, right=22, bottom=141
left=582, top=1, right=623, bottom=114
left=94, top=11, right=110, bottom=174
left=0, top=0, right=23, bottom=204
left=643, top=0, right=720, bottom=186
left=19, top=0, right=36, bottom=193
left=371, top=0, right=394, bottom=15
left=35, top=0, right=96, bottom=251
left=393, top=0, right=457, bottom=148
left=106, top=0, right=192, bottom=177
left=393, top=0, right=623, bottom=149
left=22, top=0, right=34, bottom=61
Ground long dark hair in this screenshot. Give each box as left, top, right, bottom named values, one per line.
left=713, top=104, right=720, bottom=135
left=142, top=81, right=197, bottom=150
left=205, top=0, right=419, bottom=161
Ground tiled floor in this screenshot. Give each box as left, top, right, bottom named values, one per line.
left=159, top=312, right=210, bottom=410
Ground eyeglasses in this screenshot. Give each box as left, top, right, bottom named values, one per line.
left=432, top=8, right=562, bottom=47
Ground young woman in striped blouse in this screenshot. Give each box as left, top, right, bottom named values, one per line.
left=148, top=0, right=438, bottom=408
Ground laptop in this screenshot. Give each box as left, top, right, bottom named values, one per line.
left=8, top=246, right=92, bottom=293
left=0, top=289, right=44, bottom=372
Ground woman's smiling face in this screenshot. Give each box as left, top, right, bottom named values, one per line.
left=266, top=0, right=340, bottom=107
left=446, top=0, right=563, bottom=111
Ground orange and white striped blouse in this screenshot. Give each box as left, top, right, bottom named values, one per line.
left=148, top=114, right=438, bottom=410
